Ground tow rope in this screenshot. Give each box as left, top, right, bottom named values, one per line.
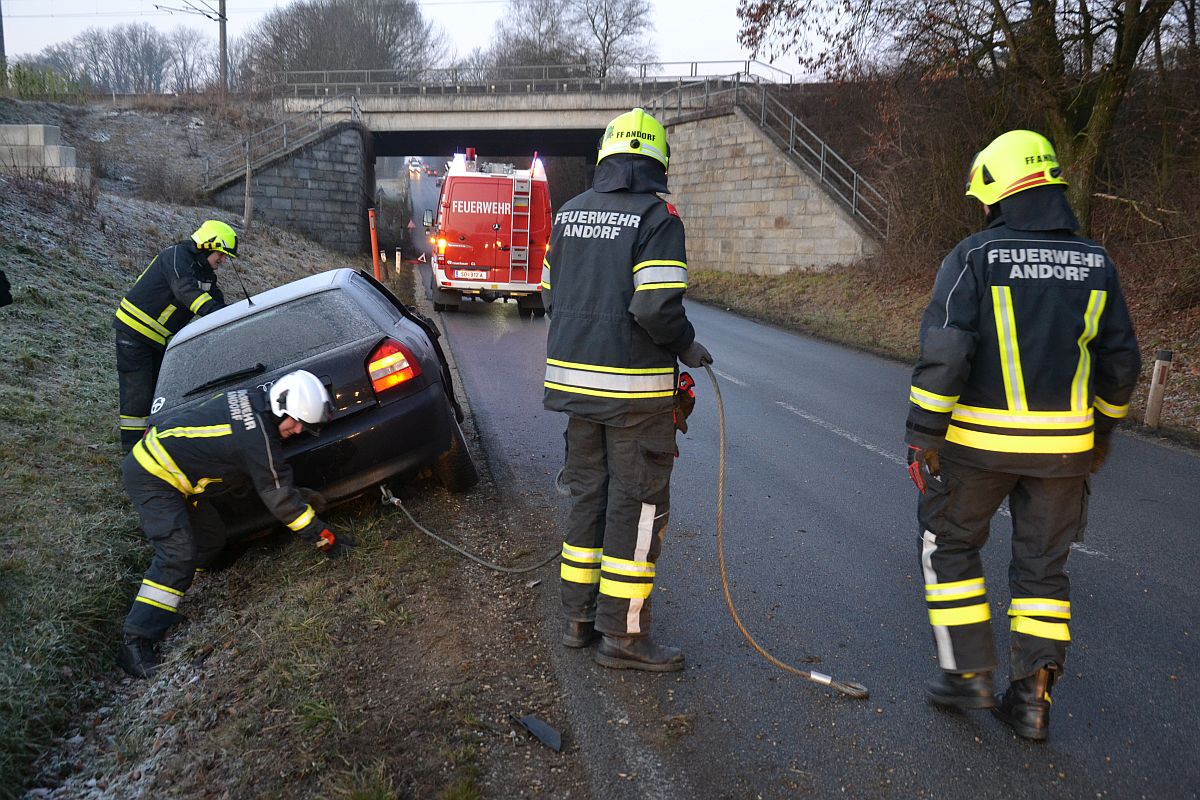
left=703, top=365, right=870, bottom=700
left=379, top=368, right=869, bottom=698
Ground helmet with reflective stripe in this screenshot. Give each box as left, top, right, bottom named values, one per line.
left=191, top=219, right=239, bottom=259
left=597, top=107, right=669, bottom=170
left=269, top=370, right=333, bottom=431
left=965, top=130, right=1068, bottom=206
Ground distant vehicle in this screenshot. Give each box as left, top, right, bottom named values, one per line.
left=423, top=148, right=551, bottom=318
left=149, top=269, right=478, bottom=537
left=408, top=159, right=423, bottom=175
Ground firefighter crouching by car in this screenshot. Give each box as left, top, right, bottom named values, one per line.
left=114, top=220, right=235, bottom=451
left=543, top=108, right=713, bottom=672
left=904, top=130, right=1141, bottom=740
left=117, top=370, right=356, bottom=679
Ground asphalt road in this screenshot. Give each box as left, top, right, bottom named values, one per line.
left=407, top=180, right=1199, bottom=799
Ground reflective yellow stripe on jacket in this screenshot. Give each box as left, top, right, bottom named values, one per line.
left=632, top=259, right=687, bottom=292
left=132, top=425, right=232, bottom=495
left=115, top=298, right=172, bottom=346
left=544, top=358, right=675, bottom=400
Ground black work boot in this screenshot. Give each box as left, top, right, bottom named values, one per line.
left=992, top=665, right=1057, bottom=740
left=926, top=671, right=997, bottom=710
left=595, top=635, right=685, bottom=672
left=562, top=619, right=599, bottom=649
left=116, top=635, right=160, bottom=679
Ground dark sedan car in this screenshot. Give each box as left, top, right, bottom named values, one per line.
left=149, top=268, right=477, bottom=537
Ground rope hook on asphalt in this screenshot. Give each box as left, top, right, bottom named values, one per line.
left=703, top=364, right=870, bottom=700
left=380, top=485, right=560, bottom=574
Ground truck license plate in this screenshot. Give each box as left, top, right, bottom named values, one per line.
left=456, top=270, right=487, bottom=280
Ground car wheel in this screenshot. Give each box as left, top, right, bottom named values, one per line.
left=434, top=407, right=479, bottom=492
left=433, top=301, right=447, bottom=312
left=533, top=308, right=546, bottom=318
left=445, top=303, right=460, bottom=312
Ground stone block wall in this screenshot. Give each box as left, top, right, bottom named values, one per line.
left=667, top=109, right=877, bottom=274
left=212, top=124, right=374, bottom=254
left=0, top=125, right=90, bottom=184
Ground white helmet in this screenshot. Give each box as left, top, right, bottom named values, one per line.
left=269, top=370, right=333, bottom=431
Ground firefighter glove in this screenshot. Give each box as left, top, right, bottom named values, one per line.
left=1091, top=432, right=1111, bottom=474
left=674, top=372, right=696, bottom=434
left=679, top=340, right=713, bottom=368
left=310, top=528, right=356, bottom=559
left=906, top=445, right=941, bottom=495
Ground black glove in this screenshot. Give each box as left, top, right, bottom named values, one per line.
left=298, top=487, right=329, bottom=514
left=679, top=340, right=713, bottom=368
left=1091, top=433, right=1111, bottom=473
left=674, top=372, right=696, bottom=434
left=309, top=528, right=356, bottom=559
left=906, top=444, right=941, bottom=494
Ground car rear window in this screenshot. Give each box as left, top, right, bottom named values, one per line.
left=156, top=289, right=377, bottom=402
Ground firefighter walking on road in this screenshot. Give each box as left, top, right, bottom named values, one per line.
left=114, top=220, right=235, bottom=451
left=117, top=370, right=355, bottom=678
left=543, top=108, right=712, bottom=672
left=904, top=130, right=1141, bottom=740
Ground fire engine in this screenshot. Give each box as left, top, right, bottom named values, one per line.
left=423, top=149, right=551, bottom=317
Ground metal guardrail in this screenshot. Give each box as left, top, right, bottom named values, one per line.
left=202, top=94, right=362, bottom=189
left=271, top=60, right=793, bottom=97
left=647, top=75, right=890, bottom=239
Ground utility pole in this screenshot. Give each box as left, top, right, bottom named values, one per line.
left=1, top=0, right=8, bottom=91
left=218, top=0, right=227, bottom=95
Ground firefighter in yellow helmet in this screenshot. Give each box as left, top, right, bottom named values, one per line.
left=543, top=108, right=711, bottom=671
left=904, top=130, right=1141, bottom=739
left=113, top=220, right=236, bottom=450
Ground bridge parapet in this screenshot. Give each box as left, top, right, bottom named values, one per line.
left=271, top=60, right=792, bottom=98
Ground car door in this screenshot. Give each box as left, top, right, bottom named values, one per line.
left=445, top=177, right=502, bottom=279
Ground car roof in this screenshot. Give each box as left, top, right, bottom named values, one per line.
left=169, top=268, right=354, bottom=348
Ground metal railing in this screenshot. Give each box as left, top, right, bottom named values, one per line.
left=271, top=60, right=793, bottom=97
left=647, top=75, right=889, bottom=238
left=202, top=94, right=362, bottom=189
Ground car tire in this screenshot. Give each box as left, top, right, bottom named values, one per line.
left=434, top=407, right=479, bottom=492
left=433, top=301, right=447, bottom=312
left=533, top=308, right=546, bottom=318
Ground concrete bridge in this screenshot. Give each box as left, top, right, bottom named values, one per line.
left=207, top=62, right=886, bottom=268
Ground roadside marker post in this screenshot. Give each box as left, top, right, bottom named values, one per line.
left=369, top=208, right=381, bottom=280
left=1144, top=349, right=1173, bottom=429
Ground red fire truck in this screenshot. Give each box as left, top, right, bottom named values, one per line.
left=423, top=149, right=551, bottom=317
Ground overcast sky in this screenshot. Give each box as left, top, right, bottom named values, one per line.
left=2, top=0, right=804, bottom=78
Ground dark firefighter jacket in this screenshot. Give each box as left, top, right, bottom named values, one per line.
left=542, top=154, right=695, bottom=426
left=905, top=186, right=1141, bottom=477
left=114, top=240, right=225, bottom=348
left=130, top=388, right=327, bottom=540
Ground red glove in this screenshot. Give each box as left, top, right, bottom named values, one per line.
left=674, top=372, right=696, bottom=434
left=906, top=445, right=941, bottom=494
left=311, top=528, right=356, bottom=559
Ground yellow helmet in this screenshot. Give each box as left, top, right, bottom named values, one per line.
left=965, top=130, right=1068, bottom=206
left=597, top=108, right=669, bottom=170
left=191, top=220, right=239, bottom=259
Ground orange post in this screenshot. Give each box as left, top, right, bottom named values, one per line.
left=369, top=208, right=381, bottom=280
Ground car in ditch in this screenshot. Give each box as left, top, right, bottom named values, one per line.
left=148, top=268, right=477, bottom=537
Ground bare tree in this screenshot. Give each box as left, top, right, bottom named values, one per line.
left=244, top=0, right=447, bottom=83
left=738, top=0, right=1181, bottom=230
left=488, top=0, right=585, bottom=76
left=167, top=28, right=216, bottom=93
left=567, top=0, right=656, bottom=79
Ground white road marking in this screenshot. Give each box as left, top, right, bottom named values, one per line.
left=774, top=400, right=1111, bottom=558
left=711, top=368, right=747, bottom=386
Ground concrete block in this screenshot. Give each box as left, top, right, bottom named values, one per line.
left=28, top=126, right=62, bottom=146
left=43, top=146, right=76, bottom=168
left=0, top=144, right=41, bottom=166
left=0, top=126, right=30, bottom=146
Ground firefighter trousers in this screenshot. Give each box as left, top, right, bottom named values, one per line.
left=559, top=412, right=675, bottom=638
left=116, top=331, right=163, bottom=451
left=917, top=456, right=1088, bottom=680
left=121, top=454, right=228, bottom=641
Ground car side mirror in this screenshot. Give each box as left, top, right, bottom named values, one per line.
left=422, top=209, right=434, bottom=227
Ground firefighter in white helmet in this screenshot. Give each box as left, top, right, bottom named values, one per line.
left=117, top=370, right=355, bottom=679
left=543, top=108, right=711, bottom=672
left=904, top=130, right=1141, bottom=739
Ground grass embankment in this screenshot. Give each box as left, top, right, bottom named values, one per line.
left=0, top=174, right=369, bottom=795
left=689, top=265, right=1200, bottom=440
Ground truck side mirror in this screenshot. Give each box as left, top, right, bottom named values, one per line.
left=422, top=209, right=434, bottom=228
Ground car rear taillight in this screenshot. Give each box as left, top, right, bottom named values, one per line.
left=368, top=338, right=421, bottom=395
